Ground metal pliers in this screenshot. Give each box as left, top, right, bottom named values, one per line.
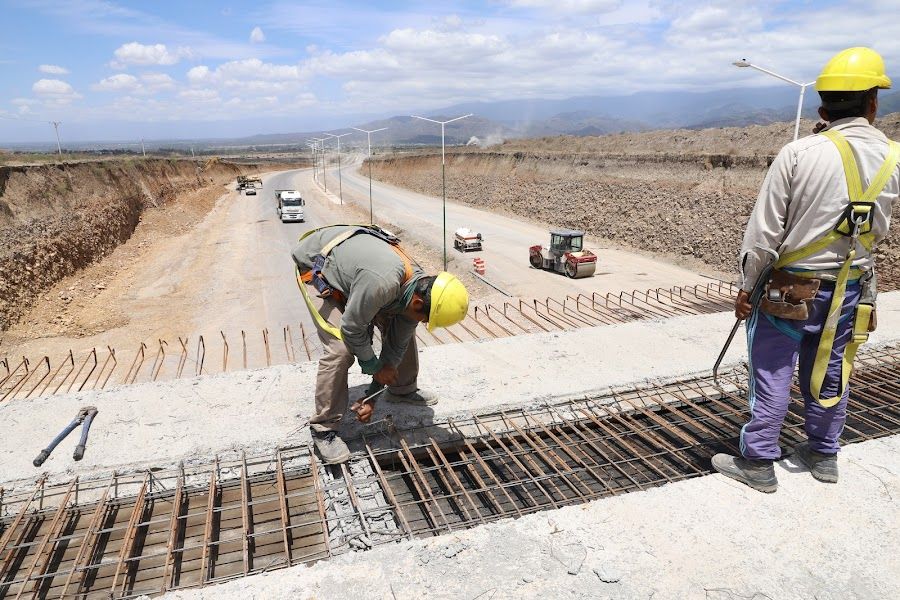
left=33, top=406, right=99, bottom=467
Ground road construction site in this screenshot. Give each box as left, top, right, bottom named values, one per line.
left=2, top=125, right=900, bottom=599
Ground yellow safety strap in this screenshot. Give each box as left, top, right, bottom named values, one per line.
left=296, top=265, right=343, bottom=339
left=777, top=131, right=900, bottom=406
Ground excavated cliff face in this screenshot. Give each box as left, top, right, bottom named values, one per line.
left=0, top=159, right=247, bottom=331
left=368, top=115, right=900, bottom=282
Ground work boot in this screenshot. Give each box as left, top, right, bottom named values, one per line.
left=711, top=453, right=778, bottom=493
left=794, top=442, right=839, bottom=483
left=384, top=388, right=439, bottom=406
left=311, top=429, right=351, bottom=464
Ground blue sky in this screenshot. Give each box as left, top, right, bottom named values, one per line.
left=1, top=0, right=899, bottom=143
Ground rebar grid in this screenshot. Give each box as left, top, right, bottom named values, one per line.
left=367, top=345, right=900, bottom=538
left=2, top=342, right=897, bottom=598
left=0, top=281, right=737, bottom=403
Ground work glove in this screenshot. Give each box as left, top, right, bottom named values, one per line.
left=358, top=356, right=381, bottom=375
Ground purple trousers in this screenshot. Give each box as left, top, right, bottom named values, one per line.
left=739, top=282, right=861, bottom=460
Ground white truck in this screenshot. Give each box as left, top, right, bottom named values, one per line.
left=275, top=189, right=305, bottom=222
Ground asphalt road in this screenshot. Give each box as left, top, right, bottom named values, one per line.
left=321, top=156, right=711, bottom=298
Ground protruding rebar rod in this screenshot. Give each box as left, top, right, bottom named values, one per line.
left=262, top=329, right=271, bottom=367
left=241, top=330, right=248, bottom=369
left=221, top=331, right=229, bottom=372
left=298, top=323, right=312, bottom=360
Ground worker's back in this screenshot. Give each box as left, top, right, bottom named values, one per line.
left=742, top=117, right=899, bottom=273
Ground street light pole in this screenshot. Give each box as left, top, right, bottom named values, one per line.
left=49, top=121, right=62, bottom=156
left=411, top=114, right=472, bottom=270
left=351, top=126, right=388, bottom=223
left=312, top=137, right=327, bottom=192
left=324, top=132, right=352, bottom=205
left=733, top=59, right=814, bottom=142
left=306, top=141, right=318, bottom=180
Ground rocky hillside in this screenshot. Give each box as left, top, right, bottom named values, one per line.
left=0, top=159, right=251, bottom=331
left=367, top=115, right=900, bottom=281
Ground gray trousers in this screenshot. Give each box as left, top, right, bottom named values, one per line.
left=306, top=289, right=419, bottom=432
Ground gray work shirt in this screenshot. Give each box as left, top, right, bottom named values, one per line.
left=740, top=117, right=900, bottom=291
left=292, top=225, right=424, bottom=365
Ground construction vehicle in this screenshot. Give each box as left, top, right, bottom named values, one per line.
left=275, top=189, right=305, bottom=222
left=529, top=229, right=597, bottom=278
left=237, top=175, right=263, bottom=191
left=453, top=227, right=483, bottom=252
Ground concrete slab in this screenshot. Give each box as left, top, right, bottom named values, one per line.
left=3, top=291, right=899, bottom=489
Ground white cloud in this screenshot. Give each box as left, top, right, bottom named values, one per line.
left=250, top=26, right=266, bottom=43
left=110, top=42, right=191, bottom=68
left=32, top=79, right=81, bottom=98
left=503, top=0, right=621, bottom=14
left=178, top=89, right=220, bottom=102
left=93, top=73, right=140, bottom=92
left=140, top=72, right=177, bottom=92
left=187, top=59, right=303, bottom=86
left=38, top=64, right=69, bottom=75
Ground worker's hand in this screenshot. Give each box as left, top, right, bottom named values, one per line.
left=734, top=289, right=753, bottom=320
left=812, top=121, right=828, bottom=134
left=350, top=400, right=376, bottom=423
left=374, top=364, right=399, bottom=386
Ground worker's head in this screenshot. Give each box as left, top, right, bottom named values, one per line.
left=403, top=272, right=470, bottom=331
left=816, top=47, right=891, bottom=124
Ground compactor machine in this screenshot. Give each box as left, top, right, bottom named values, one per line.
left=529, top=229, right=597, bottom=278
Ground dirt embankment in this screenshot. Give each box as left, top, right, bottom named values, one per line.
left=367, top=115, right=900, bottom=280
left=0, top=159, right=252, bottom=331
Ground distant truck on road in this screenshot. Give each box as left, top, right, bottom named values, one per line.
left=454, top=227, right=483, bottom=252
left=275, top=189, right=305, bottom=222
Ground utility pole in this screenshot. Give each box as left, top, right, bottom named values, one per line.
left=411, top=114, right=472, bottom=270
left=49, top=121, right=62, bottom=156
left=323, top=132, right=352, bottom=205
left=313, top=137, right=327, bottom=192
left=351, top=126, right=388, bottom=223
left=141, top=138, right=146, bottom=157
left=306, top=141, right=318, bottom=180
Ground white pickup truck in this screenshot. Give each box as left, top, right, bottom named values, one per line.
left=275, top=190, right=305, bottom=222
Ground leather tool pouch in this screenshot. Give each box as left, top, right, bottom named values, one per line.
left=760, top=270, right=821, bottom=320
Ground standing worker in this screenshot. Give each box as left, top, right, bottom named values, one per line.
left=292, top=224, right=469, bottom=464
left=713, top=47, right=900, bottom=492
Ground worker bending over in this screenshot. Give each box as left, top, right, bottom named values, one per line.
left=713, top=47, right=900, bottom=492
left=292, top=224, right=469, bottom=464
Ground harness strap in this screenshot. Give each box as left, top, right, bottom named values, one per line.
left=295, top=225, right=416, bottom=340
left=775, top=131, right=900, bottom=406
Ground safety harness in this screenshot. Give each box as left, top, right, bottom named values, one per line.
left=773, top=130, right=900, bottom=407
left=295, top=225, right=415, bottom=340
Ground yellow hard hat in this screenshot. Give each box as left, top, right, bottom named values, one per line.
left=427, top=272, right=469, bottom=331
left=816, top=47, right=892, bottom=91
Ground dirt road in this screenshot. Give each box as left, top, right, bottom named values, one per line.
left=325, top=156, right=717, bottom=299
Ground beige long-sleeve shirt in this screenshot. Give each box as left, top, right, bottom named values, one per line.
left=740, top=117, right=900, bottom=291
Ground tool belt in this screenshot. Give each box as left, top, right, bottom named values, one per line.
left=759, top=269, right=820, bottom=320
